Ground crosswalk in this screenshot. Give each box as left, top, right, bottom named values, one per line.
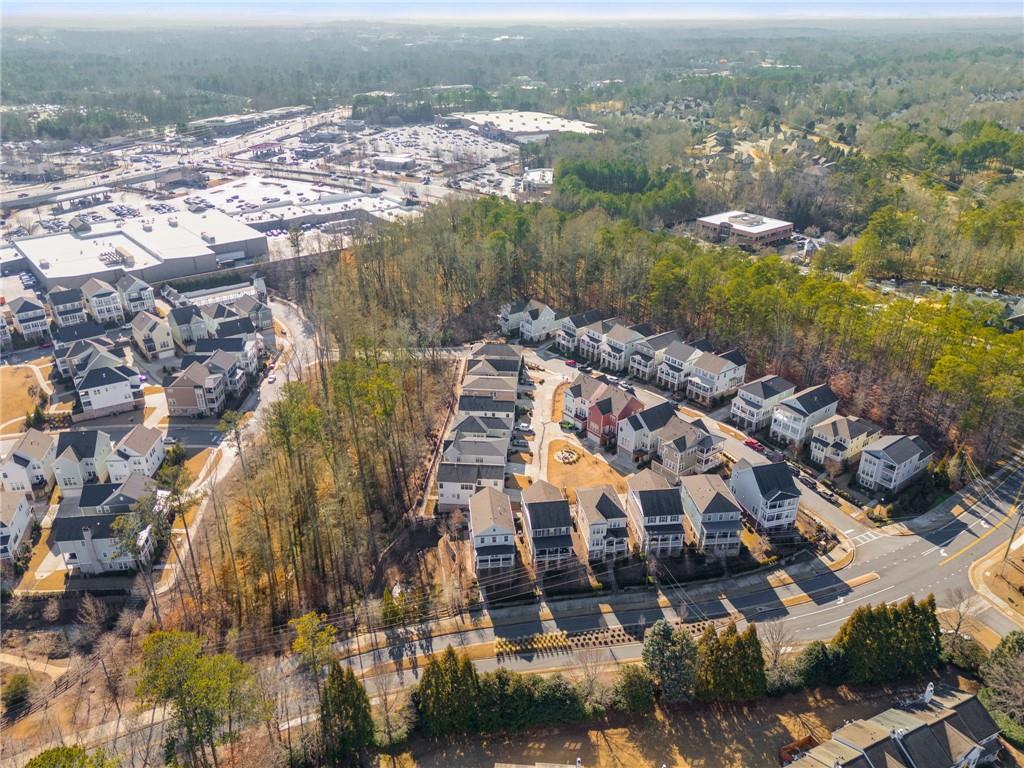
left=850, top=530, right=883, bottom=547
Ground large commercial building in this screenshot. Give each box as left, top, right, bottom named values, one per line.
left=441, top=110, right=601, bottom=142
left=696, top=211, right=793, bottom=248
left=10, top=209, right=268, bottom=289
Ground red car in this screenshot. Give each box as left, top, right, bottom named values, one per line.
left=566, top=359, right=578, bottom=367
left=744, top=438, right=761, bottom=449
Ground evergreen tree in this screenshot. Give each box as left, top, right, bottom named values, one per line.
left=642, top=619, right=697, bottom=704
left=26, top=747, right=119, bottom=768
left=319, top=660, right=375, bottom=766
left=796, top=640, right=846, bottom=687
left=612, top=665, right=655, bottom=715
left=831, top=596, right=940, bottom=684
left=415, top=646, right=479, bottom=737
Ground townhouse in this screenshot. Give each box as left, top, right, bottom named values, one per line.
left=651, top=417, right=724, bottom=483
left=616, top=401, right=677, bottom=460
left=437, top=462, right=504, bottom=511
left=468, top=487, right=516, bottom=571
left=47, top=286, right=88, bottom=328
left=115, top=274, right=156, bottom=314
left=809, top=415, right=881, bottom=471
left=442, top=435, right=509, bottom=466
left=790, top=685, right=1000, bottom=768
left=499, top=298, right=559, bottom=342
left=168, top=305, right=210, bottom=351
left=556, top=309, right=607, bottom=355
left=165, top=362, right=227, bottom=418
left=54, top=473, right=157, bottom=575
left=195, top=335, right=260, bottom=377
left=458, top=395, right=516, bottom=425
left=625, top=469, right=686, bottom=556
left=577, top=317, right=621, bottom=363
left=857, top=435, right=933, bottom=494
left=9, top=297, right=50, bottom=342
left=52, top=430, right=113, bottom=493
left=728, top=459, right=801, bottom=532
left=654, top=338, right=714, bottom=392
left=679, top=474, right=743, bottom=558
left=562, top=373, right=608, bottom=429
left=574, top=485, right=629, bottom=560
left=628, top=330, right=684, bottom=381
left=52, top=322, right=109, bottom=377
left=685, top=349, right=747, bottom=407
left=730, top=374, right=795, bottom=432
left=599, top=322, right=655, bottom=372
left=231, top=294, right=275, bottom=347
left=461, top=374, right=519, bottom=402
left=449, top=414, right=512, bottom=441
left=0, top=319, right=11, bottom=354
left=0, top=491, right=33, bottom=562
left=75, top=363, right=144, bottom=421
left=132, top=311, right=175, bottom=361
left=587, top=387, right=643, bottom=446
left=521, top=480, right=575, bottom=569
left=769, top=384, right=839, bottom=448
left=81, top=277, right=126, bottom=326
left=106, top=426, right=167, bottom=483
left=1, top=429, right=57, bottom=494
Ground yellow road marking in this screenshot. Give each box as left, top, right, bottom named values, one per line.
left=940, top=508, right=1017, bottom=566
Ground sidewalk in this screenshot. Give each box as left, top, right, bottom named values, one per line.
left=968, top=531, right=1024, bottom=631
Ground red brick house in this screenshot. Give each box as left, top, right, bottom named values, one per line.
left=587, top=389, right=644, bottom=446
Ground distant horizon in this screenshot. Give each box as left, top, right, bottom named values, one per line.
left=3, top=0, right=1021, bottom=23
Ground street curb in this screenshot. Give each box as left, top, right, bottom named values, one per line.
left=967, top=539, right=1024, bottom=631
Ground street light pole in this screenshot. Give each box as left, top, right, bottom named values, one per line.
left=999, top=483, right=1023, bottom=579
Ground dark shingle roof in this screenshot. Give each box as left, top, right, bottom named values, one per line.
left=739, top=374, right=794, bottom=400
left=437, top=463, right=504, bottom=483
left=458, top=395, right=514, bottom=414
left=53, top=321, right=106, bottom=345
left=864, top=434, right=932, bottom=465
left=626, top=401, right=677, bottom=433
left=634, top=488, right=684, bottom=520
left=215, top=317, right=256, bottom=338
left=736, top=460, right=800, bottom=502
left=196, top=337, right=246, bottom=353
left=781, top=384, right=838, bottom=417
left=78, top=366, right=129, bottom=390
left=55, top=430, right=105, bottom=461
left=526, top=499, right=572, bottom=531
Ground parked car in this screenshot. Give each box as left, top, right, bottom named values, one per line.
left=267, top=375, right=277, bottom=384
left=565, top=359, right=578, bottom=367
left=798, top=476, right=818, bottom=490
left=744, top=438, right=761, bottom=449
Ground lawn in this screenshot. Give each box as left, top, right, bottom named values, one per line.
left=552, top=381, right=567, bottom=422
left=546, top=439, right=628, bottom=504
left=0, top=367, right=40, bottom=433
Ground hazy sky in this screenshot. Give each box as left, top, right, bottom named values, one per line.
left=4, top=0, right=1021, bottom=20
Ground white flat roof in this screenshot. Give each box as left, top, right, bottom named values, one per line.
left=15, top=231, right=162, bottom=281
left=523, top=167, right=554, bottom=184
left=696, top=210, right=792, bottom=234
left=449, top=110, right=601, bottom=136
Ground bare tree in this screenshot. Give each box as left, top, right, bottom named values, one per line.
left=76, top=594, right=109, bottom=648
left=984, top=653, right=1024, bottom=725
left=570, top=647, right=608, bottom=705
left=760, top=619, right=795, bottom=672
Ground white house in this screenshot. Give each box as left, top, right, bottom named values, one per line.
left=442, top=435, right=509, bottom=466
left=47, top=286, right=88, bottom=328
left=437, top=462, right=504, bottom=511
left=769, top=384, right=839, bottom=448
left=616, top=401, right=678, bottom=460
left=8, top=297, right=50, bottom=342
left=625, top=469, right=686, bottom=556
left=457, top=395, right=516, bottom=424
left=468, top=487, right=516, bottom=571
left=107, top=426, right=167, bottom=483
left=0, top=491, right=33, bottom=562
left=1, top=429, right=56, bottom=494
left=599, top=322, right=655, bottom=372
left=499, top=298, right=558, bottom=341
left=728, top=459, right=801, bottom=532
left=562, top=373, right=608, bottom=428
left=574, top=485, right=629, bottom=560
left=651, top=418, right=724, bottom=483
left=81, top=278, right=126, bottom=326
left=680, top=474, right=743, bottom=557
left=809, top=415, right=881, bottom=470
left=75, top=364, right=143, bottom=421
left=52, top=430, right=113, bottom=493
left=556, top=310, right=607, bottom=355
left=654, top=339, right=714, bottom=391
left=628, top=330, right=684, bottom=381
left=132, top=311, right=175, bottom=361
left=115, top=274, right=156, bottom=314
left=686, top=349, right=747, bottom=407
left=730, top=375, right=796, bottom=432
left=857, top=435, right=933, bottom=493
left=577, top=316, right=621, bottom=363
left=521, top=480, right=575, bottom=568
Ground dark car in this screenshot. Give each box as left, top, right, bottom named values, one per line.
left=798, top=476, right=818, bottom=490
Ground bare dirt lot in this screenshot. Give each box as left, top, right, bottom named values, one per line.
left=0, top=367, right=40, bottom=433
left=546, top=439, right=628, bottom=504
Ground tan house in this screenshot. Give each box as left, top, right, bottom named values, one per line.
left=132, top=311, right=175, bottom=360
left=165, top=362, right=227, bottom=418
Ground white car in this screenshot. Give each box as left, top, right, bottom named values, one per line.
left=267, top=374, right=277, bottom=384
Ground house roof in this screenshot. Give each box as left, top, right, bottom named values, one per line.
left=78, top=365, right=130, bottom=390
left=832, top=720, right=910, bottom=768
left=628, top=468, right=671, bottom=493
left=436, top=462, right=504, bottom=484
left=863, top=434, right=932, bottom=465
left=692, top=349, right=745, bottom=375
left=132, top=310, right=165, bottom=334
left=733, top=459, right=801, bottom=502
left=657, top=417, right=717, bottom=453
left=6, top=428, right=53, bottom=464
left=470, top=342, right=521, bottom=359
left=738, top=374, right=794, bottom=400
left=51, top=511, right=125, bottom=543
left=871, top=709, right=951, bottom=768
left=930, top=690, right=1000, bottom=743
left=169, top=305, right=204, bottom=325
left=798, top=741, right=872, bottom=768
left=48, top=286, right=84, bottom=306
left=625, top=401, right=677, bottom=433
left=458, top=395, right=515, bottom=414
left=172, top=361, right=214, bottom=387
left=663, top=338, right=713, bottom=362
left=196, top=336, right=247, bottom=354
left=202, top=302, right=239, bottom=321
left=637, top=330, right=683, bottom=352
left=591, top=388, right=639, bottom=417
left=215, top=317, right=256, bottom=338
left=115, top=274, right=150, bottom=292
left=812, top=415, right=879, bottom=444
left=53, top=321, right=106, bottom=345
left=779, top=384, right=838, bottom=417
left=567, top=373, right=607, bottom=402
left=680, top=474, right=742, bottom=517
left=116, top=425, right=162, bottom=458
left=466, top=357, right=521, bottom=376
left=0, top=491, right=29, bottom=526
left=633, top=488, right=685, bottom=520
left=78, top=472, right=153, bottom=512
left=566, top=309, right=607, bottom=327
left=81, top=277, right=117, bottom=299
left=55, top=430, right=108, bottom=462
left=450, top=415, right=488, bottom=436
left=526, top=499, right=572, bottom=531
left=447, top=436, right=507, bottom=459
left=507, top=298, right=549, bottom=315
left=463, top=375, right=518, bottom=392
left=9, top=296, right=44, bottom=315
left=522, top=479, right=564, bottom=504
left=605, top=322, right=646, bottom=344
left=575, top=485, right=627, bottom=525
left=469, top=487, right=514, bottom=533
left=580, top=316, right=621, bottom=336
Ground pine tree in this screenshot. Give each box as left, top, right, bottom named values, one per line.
left=415, top=646, right=479, bottom=737
left=319, top=661, right=375, bottom=766
left=642, top=619, right=697, bottom=704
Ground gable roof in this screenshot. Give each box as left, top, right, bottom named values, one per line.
left=169, top=305, right=204, bottom=325
left=81, top=277, right=117, bottom=299
left=680, top=474, right=742, bottom=517
left=115, top=274, right=150, bottom=292
left=1, top=491, right=29, bottom=526
left=734, top=459, right=800, bottom=502
left=692, top=349, right=745, bottom=375
left=9, top=296, right=44, bottom=315
left=172, top=361, right=215, bottom=387
left=446, top=436, right=507, bottom=459
left=53, top=321, right=106, bottom=345
left=78, top=365, right=131, bottom=390
left=625, top=401, right=677, bottom=433
left=522, top=479, right=564, bottom=504
left=48, top=286, right=84, bottom=306
left=637, top=330, right=684, bottom=353
left=132, top=310, right=165, bottom=334
left=779, top=384, right=838, bottom=417
left=215, top=317, right=256, bottom=338
left=466, top=357, right=521, bottom=376
left=55, top=430, right=108, bottom=462
left=116, top=425, right=162, bottom=458
left=591, top=388, right=640, bottom=417
left=628, top=468, right=671, bottom=493
left=863, top=434, right=932, bottom=465
left=567, top=373, right=607, bottom=402
left=566, top=309, right=607, bottom=328
left=812, top=414, right=879, bottom=443
left=458, top=395, right=515, bottom=414
left=738, top=374, right=794, bottom=400
left=507, top=298, right=549, bottom=315
left=470, top=342, right=521, bottom=359
left=662, top=338, right=713, bottom=363
left=436, top=462, right=504, bottom=484
left=196, top=336, right=247, bottom=354
left=576, top=485, right=627, bottom=525
left=469, top=487, right=514, bottom=533
left=6, top=428, right=54, bottom=463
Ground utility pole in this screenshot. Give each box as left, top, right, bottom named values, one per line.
left=999, top=482, right=1023, bottom=579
